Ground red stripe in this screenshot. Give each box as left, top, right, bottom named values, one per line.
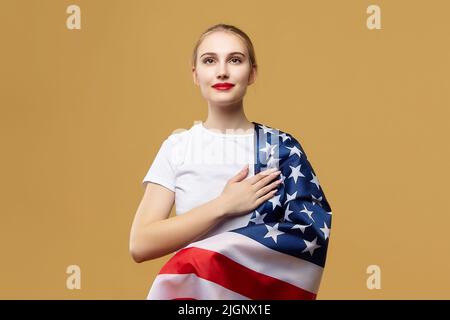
left=159, top=247, right=316, bottom=300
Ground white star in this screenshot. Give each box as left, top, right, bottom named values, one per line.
left=310, top=171, right=321, bottom=190
left=259, top=142, right=270, bottom=155
left=280, top=173, right=286, bottom=184
left=279, top=133, right=292, bottom=142
left=286, top=145, right=303, bottom=158
left=266, top=155, right=280, bottom=169
left=311, top=194, right=323, bottom=207
left=264, top=223, right=285, bottom=243
left=292, top=223, right=312, bottom=233
left=269, top=144, right=278, bottom=157
left=300, top=204, right=315, bottom=222
left=302, top=237, right=321, bottom=256
left=259, top=142, right=277, bottom=159
left=283, top=203, right=294, bottom=222
left=250, top=210, right=267, bottom=224
left=268, top=194, right=282, bottom=210
left=320, top=222, right=330, bottom=240
left=288, top=165, right=305, bottom=184
left=285, top=191, right=297, bottom=203
left=260, top=125, right=274, bottom=135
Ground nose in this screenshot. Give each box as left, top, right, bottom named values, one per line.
left=216, top=61, right=229, bottom=79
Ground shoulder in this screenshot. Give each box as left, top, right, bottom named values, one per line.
left=254, top=122, right=310, bottom=167
left=160, top=122, right=198, bottom=147
left=160, top=123, right=198, bottom=165
left=255, top=122, right=305, bottom=149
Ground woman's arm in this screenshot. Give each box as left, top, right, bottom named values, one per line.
left=129, top=182, right=228, bottom=263
left=130, top=166, right=281, bottom=263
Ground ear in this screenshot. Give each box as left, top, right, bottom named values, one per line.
left=247, top=66, right=257, bottom=86
left=192, top=66, right=199, bottom=86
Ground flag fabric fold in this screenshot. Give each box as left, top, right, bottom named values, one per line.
left=147, top=122, right=333, bottom=300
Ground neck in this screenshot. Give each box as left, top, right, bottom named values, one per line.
left=203, top=100, right=253, bottom=134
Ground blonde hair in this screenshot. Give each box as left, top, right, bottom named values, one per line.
left=191, top=23, right=257, bottom=73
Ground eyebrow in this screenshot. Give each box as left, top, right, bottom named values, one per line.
left=200, top=52, right=246, bottom=58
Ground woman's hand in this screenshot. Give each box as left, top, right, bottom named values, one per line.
left=218, top=165, right=282, bottom=218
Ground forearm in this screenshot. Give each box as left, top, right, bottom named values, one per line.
left=131, top=196, right=228, bottom=262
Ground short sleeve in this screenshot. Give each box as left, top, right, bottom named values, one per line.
left=142, top=138, right=176, bottom=192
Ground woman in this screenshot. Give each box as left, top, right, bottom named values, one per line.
left=130, top=24, right=332, bottom=300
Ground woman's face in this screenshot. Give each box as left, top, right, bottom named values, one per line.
left=192, top=31, right=256, bottom=107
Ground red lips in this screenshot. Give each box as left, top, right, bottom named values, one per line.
left=212, top=82, right=235, bottom=90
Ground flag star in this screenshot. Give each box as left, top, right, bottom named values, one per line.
left=311, top=194, right=323, bottom=207
left=283, top=203, right=294, bottom=222
left=288, top=165, right=305, bottom=184
left=259, top=142, right=277, bottom=159
left=300, top=204, right=315, bottom=222
left=269, top=144, right=278, bottom=157
left=279, top=133, right=292, bottom=142
left=310, top=171, right=321, bottom=190
left=320, top=222, right=330, bottom=240
left=286, top=145, right=303, bottom=158
left=266, top=155, right=280, bottom=169
left=292, top=223, right=312, bottom=233
left=264, top=223, right=285, bottom=243
left=259, top=142, right=270, bottom=155
left=285, top=191, right=297, bottom=203
left=272, top=128, right=282, bottom=140
left=268, top=194, right=282, bottom=210
left=250, top=210, right=267, bottom=224
left=327, top=211, right=332, bottom=215
left=302, top=237, right=321, bottom=256
left=260, top=124, right=274, bottom=135
left=280, top=173, right=286, bottom=184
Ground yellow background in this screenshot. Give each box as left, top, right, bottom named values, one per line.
left=1, top=0, right=449, bottom=299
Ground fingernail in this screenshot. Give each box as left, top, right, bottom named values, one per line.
left=271, top=170, right=281, bottom=175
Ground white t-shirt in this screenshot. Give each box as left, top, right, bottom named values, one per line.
left=142, top=121, right=256, bottom=240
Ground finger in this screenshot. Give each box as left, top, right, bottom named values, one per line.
left=252, top=170, right=281, bottom=190
left=255, top=189, right=278, bottom=207
left=228, top=165, right=249, bottom=183
left=248, top=167, right=278, bottom=184
left=255, top=178, right=282, bottom=198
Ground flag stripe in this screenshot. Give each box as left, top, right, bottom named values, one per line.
left=184, top=231, right=323, bottom=293
left=147, top=273, right=249, bottom=300
left=157, top=246, right=316, bottom=300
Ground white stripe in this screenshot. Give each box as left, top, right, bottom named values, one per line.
left=183, top=231, right=323, bottom=293
left=147, top=273, right=250, bottom=300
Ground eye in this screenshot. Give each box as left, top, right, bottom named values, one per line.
left=203, top=58, right=214, bottom=64
left=230, top=57, right=242, bottom=64
left=202, top=57, right=243, bottom=64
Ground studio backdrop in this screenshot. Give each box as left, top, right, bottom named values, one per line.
left=0, top=0, right=449, bottom=299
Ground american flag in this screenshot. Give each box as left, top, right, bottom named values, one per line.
left=147, top=122, right=332, bottom=300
